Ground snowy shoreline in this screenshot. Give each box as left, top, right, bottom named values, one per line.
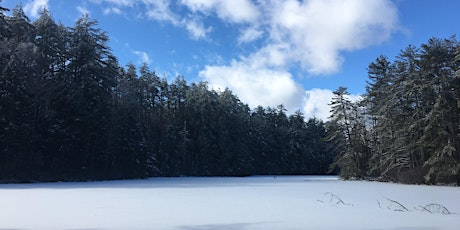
left=0, top=176, right=459, bottom=229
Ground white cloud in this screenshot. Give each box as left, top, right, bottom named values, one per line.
left=88, top=0, right=398, bottom=71
left=100, top=0, right=134, bottom=7
left=246, top=43, right=290, bottom=68
left=144, top=0, right=179, bottom=25
left=202, top=62, right=360, bottom=120
left=179, top=0, right=214, bottom=12
left=200, top=60, right=305, bottom=112
left=180, top=0, right=260, bottom=23
left=77, top=5, right=90, bottom=16
left=238, top=27, right=263, bottom=44
left=141, top=0, right=216, bottom=40
left=133, top=50, right=151, bottom=65
left=24, top=0, right=49, bottom=18
left=303, top=89, right=335, bottom=121
left=197, top=0, right=398, bottom=117
left=89, top=0, right=134, bottom=15
left=103, top=7, right=122, bottom=15
left=89, top=0, right=212, bottom=39
left=303, top=88, right=363, bottom=121
left=184, top=19, right=212, bottom=40
left=85, top=0, right=399, bottom=117
left=266, top=0, right=399, bottom=75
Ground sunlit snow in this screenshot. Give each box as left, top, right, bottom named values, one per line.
left=0, top=176, right=459, bottom=229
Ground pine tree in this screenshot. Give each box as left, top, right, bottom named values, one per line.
left=7, top=5, right=34, bottom=43
left=419, top=37, right=460, bottom=184
left=328, top=87, right=369, bottom=179
left=248, top=106, right=273, bottom=174
left=363, top=55, right=396, bottom=178
left=34, top=8, right=67, bottom=77
left=55, top=14, right=118, bottom=178
left=0, top=5, right=42, bottom=180
left=304, top=118, right=331, bottom=174
left=0, top=2, right=10, bottom=38
left=361, top=37, right=460, bottom=184
left=385, top=45, right=424, bottom=182
left=215, top=88, right=251, bottom=175
left=286, top=111, right=307, bottom=174
left=109, top=64, right=155, bottom=179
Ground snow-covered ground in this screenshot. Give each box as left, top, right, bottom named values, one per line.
left=0, top=176, right=459, bottom=229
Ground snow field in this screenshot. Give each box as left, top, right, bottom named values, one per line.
left=0, top=176, right=459, bottom=229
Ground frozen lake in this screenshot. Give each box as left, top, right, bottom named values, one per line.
left=0, top=176, right=459, bottom=229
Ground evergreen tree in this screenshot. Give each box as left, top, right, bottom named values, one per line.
left=361, top=37, right=460, bottom=184
left=54, top=14, right=118, bottom=178
left=304, top=118, right=332, bottom=174
left=0, top=2, right=10, bottom=38
left=248, top=106, right=273, bottom=174
left=7, top=5, right=34, bottom=43
left=109, top=64, right=155, bottom=178
left=419, top=37, right=460, bottom=184
left=328, top=87, right=369, bottom=179
left=34, top=8, right=67, bottom=77
left=286, top=111, right=308, bottom=174
left=363, top=55, right=397, bottom=178
left=215, top=88, right=251, bottom=175
left=0, top=5, right=42, bottom=180
left=6, top=5, right=458, bottom=184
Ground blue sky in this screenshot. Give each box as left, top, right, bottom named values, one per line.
left=3, top=0, right=459, bottom=120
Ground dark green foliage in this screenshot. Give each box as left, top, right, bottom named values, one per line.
left=0, top=4, right=10, bottom=38
left=327, top=87, right=370, bottom=179
left=329, top=36, right=460, bottom=185
left=1, top=5, right=457, bottom=185
left=0, top=5, right=333, bottom=182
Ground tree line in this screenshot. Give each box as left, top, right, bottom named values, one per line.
left=2, top=5, right=458, bottom=185
left=328, top=36, right=460, bottom=184
left=0, top=6, right=334, bottom=182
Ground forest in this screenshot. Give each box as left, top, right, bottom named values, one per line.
left=1, top=5, right=459, bottom=184
left=0, top=6, right=334, bottom=182
left=329, top=38, right=460, bottom=184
